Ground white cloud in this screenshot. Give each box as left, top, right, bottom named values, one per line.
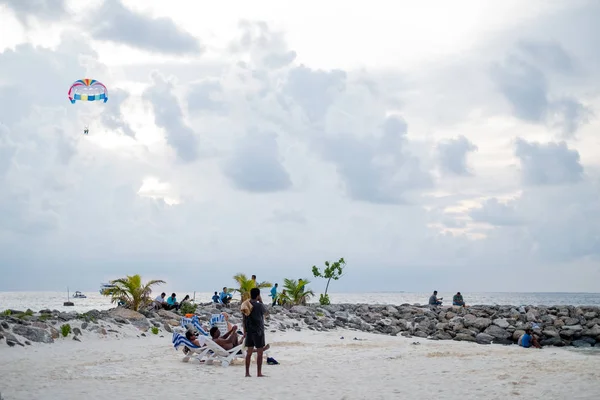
left=1, top=0, right=599, bottom=293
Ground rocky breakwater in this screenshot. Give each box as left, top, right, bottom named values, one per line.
left=264, top=303, right=600, bottom=348
left=1, top=303, right=599, bottom=349
left=0, top=307, right=185, bottom=348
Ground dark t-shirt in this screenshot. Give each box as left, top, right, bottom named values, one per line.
left=244, top=299, right=266, bottom=334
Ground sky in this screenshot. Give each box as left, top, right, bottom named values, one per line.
left=0, top=0, right=599, bottom=294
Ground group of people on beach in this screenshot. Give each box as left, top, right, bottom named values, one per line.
left=428, top=291, right=542, bottom=349
left=211, top=275, right=305, bottom=307
left=428, top=290, right=466, bottom=307
left=153, top=292, right=190, bottom=311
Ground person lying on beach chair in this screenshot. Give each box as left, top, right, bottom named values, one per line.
left=209, top=325, right=243, bottom=351
left=429, top=290, right=443, bottom=306
left=186, top=330, right=205, bottom=347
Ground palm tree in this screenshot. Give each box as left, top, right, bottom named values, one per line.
left=102, top=274, right=165, bottom=311
left=280, top=278, right=314, bottom=306
left=233, top=273, right=272, bottom=302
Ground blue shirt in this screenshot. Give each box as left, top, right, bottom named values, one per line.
left=212, top=295, right=219, bottom=303
left=270, top=286, right=277, bottom=298
left=219, top=291, right=230, bottom=302
left=521, top=333, right=532, bottom=348
left=167, top=296, right=177, bottom=305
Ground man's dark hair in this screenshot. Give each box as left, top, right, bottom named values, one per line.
left=171, top=293, right=176, bottom=297
left=250, top=287, right=260, bottom=299
left=214, top=291, right=217, bottom=295
left=457, top=292, right=461, bottom=295
left=251, top=275, right=256, bottom=279
left=161, top=292, right=166, bottom=296
left=209, top=326, right=219, bottom=338
left=525, top=328, right=532, bottom=334
left=434, top=290, right=438, bottom=295
left=185, top=330, right=195, bottom=340
left=275, top=283, right=278, bottom=287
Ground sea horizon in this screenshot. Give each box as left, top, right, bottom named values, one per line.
left=1, top=290, right=599, bottom=313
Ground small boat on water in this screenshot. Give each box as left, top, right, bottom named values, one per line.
left=99, top=283, right=116, bottom=294
left=73, top=291, right=87, bottom=299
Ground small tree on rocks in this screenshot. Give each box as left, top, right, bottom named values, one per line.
left=312, top=258, right=346, bottom=305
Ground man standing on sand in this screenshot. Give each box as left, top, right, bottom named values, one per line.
left=251, top=275, right=257, bottom=288
left=244, top=287, right=267, bottom=377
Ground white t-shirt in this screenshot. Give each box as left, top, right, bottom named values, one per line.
left=155, top=295, right=165, bottom=303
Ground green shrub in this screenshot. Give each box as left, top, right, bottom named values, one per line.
left=179, top=302, right=197, bottom=315
left=316, top=311, right=325, bottom=317
left=24, top=309, right=34, bottom=316
left=319, top=293, right=331, bottom=306
left=38, top=314, right=50, bottom=322
left=60, top=324, right=72, bottom=337
left=151, top=326, right=159, bottom=335
left=1, top=310, right=11, bottom=316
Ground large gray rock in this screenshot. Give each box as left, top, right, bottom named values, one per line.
left=110, top=308, right=146, bottom=321
left=454, top=333, right=476, bottom=342
left=513, top=329, right=525, bottom=341
left=493, top=318, right=510, bottom=329
left=290, top=306, right=311, bottom=316
left=470, top=317, right=492, bottom=331
left=475, top=333, right=494, bottom=345
left=484, top=325, right=511, bottom=339
left=12, top=325, right=54, bottom=343
left=3, top=332, right=24, bottom=347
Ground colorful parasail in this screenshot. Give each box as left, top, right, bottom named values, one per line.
left=68, top=79, right=108, bottom=104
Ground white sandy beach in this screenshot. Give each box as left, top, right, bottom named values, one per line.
left=1, top=326, right=599, bottom=400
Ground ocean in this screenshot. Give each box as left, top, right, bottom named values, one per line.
left=1, top=291, right=599, bottom=313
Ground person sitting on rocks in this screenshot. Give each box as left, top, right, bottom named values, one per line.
left=518, top=328, right=542, bottom=349
left=153, top=292, right=167, bottom=310
left=429, top=290, right=443, bottom=306
left=452, top=292, right=465, bottom=307
left=209, top=325, right=244, bottom=351
left=220, top=287, right=232, bottom=305
left=212, top=291, right=220, bottom=303
left=166, top=293, right=180, bottom=311
left=180, top=295, right=190, bottom=306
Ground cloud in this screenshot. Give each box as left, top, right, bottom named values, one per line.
left=319, top=116, right=433, bottom=204
left=490, top=40, right=591, bottom=137
left=284, top=65, right=347, bottom=123
left=90, top=0, right=202, bottom=55
left=144, top=72, right=199, bottom=162
left=437, top=135, right=478, bottom=176
left=0, top=0, right=68, bottom=24
left=101, top=88, right=135, bottom=138
left=469, top=198, right=523, bottom=226
left=514, top=138, right=584, bottom=186
left=1, top=3, right=600, bottom=292
left=223, top=129, right=292, bottom=193
left=187, top=80, right=227, bottom=114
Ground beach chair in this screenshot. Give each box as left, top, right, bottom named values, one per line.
left=203, top=337, right=246, bottom=367
left=210, top=313, right=228, bottom=334
left=180, top=315, right=210, bottom=336
left=172, top=332, right=211, bottom=363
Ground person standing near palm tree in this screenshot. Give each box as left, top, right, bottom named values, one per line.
left=270, top=283, right=278, bottom=306
left=251, top=275, right=258, bottom=288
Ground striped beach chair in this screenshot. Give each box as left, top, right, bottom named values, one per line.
left=172, top=331, right=210, bottom=363
left=180, top=315, right=210, bottom=336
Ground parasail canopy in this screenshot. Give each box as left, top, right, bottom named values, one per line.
left=68, top=79, right=108, bottom=104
